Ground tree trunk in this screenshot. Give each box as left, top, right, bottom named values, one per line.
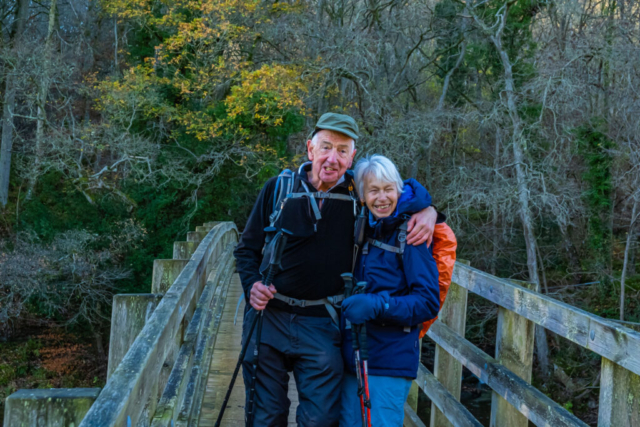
left=491, top=128, right=501, bottom=276
left=620, top=198, right=639, bottom=321
left=0, top=79, right=16, bottom=207
left=28, top=0, right=58, bottom=199
left=479, top=6, right=551, bottom=377
left=438, top=40, right=467, bottom=110
left=0, top=0, right=30, bottom=207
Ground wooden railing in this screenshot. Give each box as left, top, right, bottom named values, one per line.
left=3, top=221, right=238, bottom=427
left=404, top=261, right=640, bottom=427
left=5, top=223, right=639, bottom=427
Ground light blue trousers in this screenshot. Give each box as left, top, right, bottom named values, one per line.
left=340, top=372, right=412, bottom=427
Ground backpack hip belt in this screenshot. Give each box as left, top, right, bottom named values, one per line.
left=273, top=293, right=345, bottom=324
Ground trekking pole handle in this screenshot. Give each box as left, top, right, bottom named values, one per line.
left=351, top=324, right=360, bottom=350
left=262, top=229, right=292, bottom=286
left=359, top=324, right=368, bottom=360
left=341, top=273, right=354, bottom=298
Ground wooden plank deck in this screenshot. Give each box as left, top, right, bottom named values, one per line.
left=199, top=274, right=298, bottom=427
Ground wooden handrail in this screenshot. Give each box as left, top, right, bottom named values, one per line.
left=452, top=263, right=640, bottom=377
left=79, top=222, right=237, bottom=427
left=427, top=321, right=588, bottom=427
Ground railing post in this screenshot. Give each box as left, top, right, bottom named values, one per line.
left=108, top=294, right=164, bottom=378
left=108, top=293, right=163, bottom=426
left=187, top=230, right=207, bottom=243
left=3, top=389, right=100, bottom=426
left=173, top=241, right=198, bottom=259
left=598, top=320, right=640, bottom=427
left=490, top=280, right=535, bottom=427
left=153, top=259, right=189, bottom=294
left=407, top=338, right=422, bottom=413
left=430, top=259, right=470, bottom=427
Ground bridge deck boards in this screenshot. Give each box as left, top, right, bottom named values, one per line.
left=199, top=274, right=298, bottom=427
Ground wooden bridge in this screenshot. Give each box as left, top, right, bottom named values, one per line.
left=3, top=221, right=639, bottom=426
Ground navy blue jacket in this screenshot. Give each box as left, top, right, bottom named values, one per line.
left=341, top=179, right=440, bottom=378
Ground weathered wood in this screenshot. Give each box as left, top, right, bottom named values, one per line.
left=407, top=338, right=421, bottom=412
left=452, top=263, right=640, bottom=377
left=188, top=231, right=208, bottom=243
left=107, top=293, right=163, bottom=379
left=427, top=321, right=588, bottom=427
left=598, top=357, right=640, bottom=427
left=152, top=259, right=190, bottom=398
left=490, top=281, right=536, bottom=427
left=403, top=402, right=427, bottom=427
left=174, top=241, right=199, bottom=260
left=431, top=259, right=470, bottom=427
left=197, top=226, right=214, bottom=234
left=415, top=364, right=482, bottom=427
left=107, top=293, right=163, bottom=427
left=79, top=222, right=238, bottom=427
left=188, top=259, right=236, bottom=426
left=3, top=388, right=100, bottom=427
left=175, top=247, right=235, bottom=426
left=151, top=334, right=197, bottom=427
left=152, top=259, right=189, bottom=294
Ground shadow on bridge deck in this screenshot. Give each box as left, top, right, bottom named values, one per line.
left=199, top=273, right=298, bottom=427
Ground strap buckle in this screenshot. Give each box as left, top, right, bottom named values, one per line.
left=287, top=297, right=306, bottom=307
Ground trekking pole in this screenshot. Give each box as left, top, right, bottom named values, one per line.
left=353, top=324, right=366, bottom=427
left=342, top=273, right=366, bottom=427
left=245, top=228, right=291, bottom=427
left=355, top=281, right=372, bottom=427
left=359, top=324, right=372, bottom=427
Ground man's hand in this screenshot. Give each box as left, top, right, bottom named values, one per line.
left=250, top=281, right=277, bottom=310
left=407, top=206, right=437, bottom=246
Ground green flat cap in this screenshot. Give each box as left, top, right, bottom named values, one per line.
left=310, top=112, right=359, bottom=141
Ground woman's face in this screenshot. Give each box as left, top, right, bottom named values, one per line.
left=363, top=175, right=399, bottom=219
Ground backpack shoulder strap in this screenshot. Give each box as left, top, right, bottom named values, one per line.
left=269, top=169, right=296, bottom=227
left=363, top=218, right=410, bottom=255
left=397, top=219, right=409, bottom=254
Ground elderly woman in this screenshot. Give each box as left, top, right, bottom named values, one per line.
left=340, top=154, right=441, bottom=426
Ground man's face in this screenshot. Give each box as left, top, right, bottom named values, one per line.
left=306, top=130, right=356, bottom=191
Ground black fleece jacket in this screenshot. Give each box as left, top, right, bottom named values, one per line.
left=233, top=164, right=356, bottom=317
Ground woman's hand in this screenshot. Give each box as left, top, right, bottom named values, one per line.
left=342, top=293, right=387, bottom=324
left=406, top=206, right=437, bottom=246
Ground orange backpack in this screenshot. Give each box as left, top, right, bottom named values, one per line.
left=419, top=223, right=457, bottom=339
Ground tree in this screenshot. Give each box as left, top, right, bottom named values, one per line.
left=0, top=0, right=30, bottom=207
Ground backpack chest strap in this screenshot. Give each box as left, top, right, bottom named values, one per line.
left=362, top=219, right=409, bottom=255
left=365, top=238, right=403, bottom=254
left=286, top=192, right=356, bottom=221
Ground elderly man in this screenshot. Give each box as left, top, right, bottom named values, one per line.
left=233, top=113, right=437, bottom=426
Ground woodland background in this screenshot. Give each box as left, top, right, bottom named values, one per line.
left=0, top=0, right=639, bottom=424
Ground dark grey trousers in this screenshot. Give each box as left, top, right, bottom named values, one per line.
left=241, top=307, right=343, bottom=426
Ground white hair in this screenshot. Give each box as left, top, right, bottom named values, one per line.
left=354, top=154, right=404, bottom=198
